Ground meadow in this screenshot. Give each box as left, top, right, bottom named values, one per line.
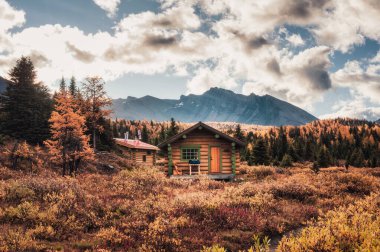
left=0, top=144, right=379, bottom=251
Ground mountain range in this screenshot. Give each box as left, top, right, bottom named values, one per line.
left=0, top=77, right=7, bottom=93
left=112, top=87, right=318, bottom=126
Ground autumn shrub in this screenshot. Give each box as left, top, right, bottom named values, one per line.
left=0, top=228, right=43, bottom=252
left=334, top=172, right=377, bottom=195
left=2, top=201, right=40, bottom=226
left=246, top=166, right=275, bottom=179
left=277, top=194, right=380, bottom=252
left=96, top=227, right=131, bottom=249
left=4, top=182, right=36, bottom=203
left=270, top=181, right=317, bottom=203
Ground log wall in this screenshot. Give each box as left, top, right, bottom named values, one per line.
left=163, top=128, right=241, bottom=175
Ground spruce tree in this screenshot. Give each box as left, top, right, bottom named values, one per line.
left=251, top=138, right=269, bottom=165
left=142, top=124, right=149, bottom=143
left=317, top=145, right=331, bottom=168
left=0, top=57, right=53, bottom=144
left=69, top=76, right=77, bottom=96
left=167, top=118, right=179, bottom=138
left=234, top=124, right=244, bottom=141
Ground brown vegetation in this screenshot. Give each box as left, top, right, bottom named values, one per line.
left=0, top=142, right=379, bottom=251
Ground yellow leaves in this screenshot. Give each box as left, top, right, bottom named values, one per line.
left=45, top=91, right=94, bottom=172
left=277, top=194, right=380, bottom=252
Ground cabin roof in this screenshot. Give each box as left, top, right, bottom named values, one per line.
left=158, top=121, right=246, bottom=148
left=114, top=138, right=159, bottom=151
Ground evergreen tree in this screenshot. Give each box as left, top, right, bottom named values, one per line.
left=251, top=138, right=269, bottom=165
left=280, top=154, right=293, bottom=167
left=69, top=76, right=77, bottom=96
left=167, top=118, right=179, bottom=138
left=44, top=90, right=93, bottom=176
left=142, top=124, right=149, bottom=143
left=317, top=145, right=331, bottom=168
left=59, top=77, right=66, bottom=92
left=234, top=124, right=244, bottom=141
left=349, top=148, right=365, bottom=167
left=0, top=57, right=53, bottom=144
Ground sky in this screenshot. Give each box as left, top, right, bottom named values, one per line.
left=0, top=0, right=380, bottom=120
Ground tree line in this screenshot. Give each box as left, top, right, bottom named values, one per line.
left=111, top=118, right=380, bottom=168
left=241, top=119, right=380, bottom=168
left=0, top=57, right=113, bottom=175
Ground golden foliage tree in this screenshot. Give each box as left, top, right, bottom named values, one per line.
left=44, top=91, right=93, bottom=176
left=81, top=76, right=112, bottom=151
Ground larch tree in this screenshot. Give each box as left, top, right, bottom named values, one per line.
left=81, top=76, right=112, bottom=151
left=44, top=90, right=93, bottom=176
left=0, top=56, right=53, bottom=144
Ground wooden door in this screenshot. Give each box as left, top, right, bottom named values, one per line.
left=210, top=147, right=220, bottom=173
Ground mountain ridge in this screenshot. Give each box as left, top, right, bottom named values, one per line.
left=112, top=87, right=318, bottom=126
left=0, top=76, right=7, bottom=93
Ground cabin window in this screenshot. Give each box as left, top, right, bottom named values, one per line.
left=143, top=155, right=147, bottom=162
left=147, top=150, right=152, bottom=155
left=181, top=147, right=199, bottom=161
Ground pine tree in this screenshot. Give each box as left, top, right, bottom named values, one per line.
left=69, top=76, right=77, bottom=96
left=81, top=76, right=112, bottom=151
left=59, top=77, right=66, bottom=92
left=0, top=57, right=53, bottom=144
left=280, top=154, right=293, bottom=167
left=167, top=118, right=179, bottom=138
left=142, top=124, right=149, bottom=143
left=234, top=124, right=244, bottom=141
left=251, top=138, right=269, bottom=165
left=317, top=145, right=331, bottom=168
left=44, top=91, right=93, bottom=176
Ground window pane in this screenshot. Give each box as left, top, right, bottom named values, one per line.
left=182, top=148, right=199, bottom=160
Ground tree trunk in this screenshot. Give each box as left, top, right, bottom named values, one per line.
left=93, top=127, right=96, bottom=152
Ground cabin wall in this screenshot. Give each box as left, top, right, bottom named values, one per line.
left=119, top=146, right=156, bottom=166
left=163, top=128, right=241, bottom=175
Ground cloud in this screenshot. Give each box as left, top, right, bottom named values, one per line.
left=287, top=34, right=305, bottom=47
left=332, top=60, right=380, bottom=103
left=0, top=0, right=25, bottom=32
left=66, top=42, right=96, bottom=63
left=320, top=99, right=380, bottom=121
left=186, top=59, right=239, bottom=94
left=92, top=0, right=120, bottom=18
left=0, top=0, right=379, bottom=120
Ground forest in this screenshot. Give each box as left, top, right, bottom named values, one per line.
left=0, top=57, right=379, bottom=251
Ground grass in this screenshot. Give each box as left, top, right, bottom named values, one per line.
left=0, top=148, right=379, bottom=251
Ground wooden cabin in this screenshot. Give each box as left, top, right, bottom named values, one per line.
left=158, top=122, right=245, bottom=180
left=115, top=138, right=159, bottom=166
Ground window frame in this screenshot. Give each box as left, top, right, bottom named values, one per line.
left=180, top=145, right=201, bottom=161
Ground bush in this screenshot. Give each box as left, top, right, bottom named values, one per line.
left=280, top=154, right=293, bottom=167
left=310, top=162, right=320, bottom=174
left=0, top=228, right=42, bottom=251
left=246, top=166, right=275, bottom=180
left=278, top=194, right=380, bottom=252
left=271, top=182, right=317, bottom=202
left=96, top=227, right=130, bottom=248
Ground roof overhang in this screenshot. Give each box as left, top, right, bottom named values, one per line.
left=158, top=122, right=246, bottom=148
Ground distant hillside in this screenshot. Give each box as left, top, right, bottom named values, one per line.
left=0, top=76, right=7, bottom=93
left=376, top=119, right=380, bottom=124
left=112, top=87, right=317, bottom=126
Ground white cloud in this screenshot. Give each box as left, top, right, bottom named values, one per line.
left=332, top=60, right=380, bottom=103
left=92, top=0, right=121, bottom=18
left=287, top=34, right=305, bottom=47
left=0, top=0, right=380, bottom=120
left=320, top=99, right=380, bottom=121
left=0, top=0, right=25, bottom=32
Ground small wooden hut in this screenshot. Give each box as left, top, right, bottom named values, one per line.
left=115, top=138, right=159, bottom=166
left=158, top=122, right=245, bottom=179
